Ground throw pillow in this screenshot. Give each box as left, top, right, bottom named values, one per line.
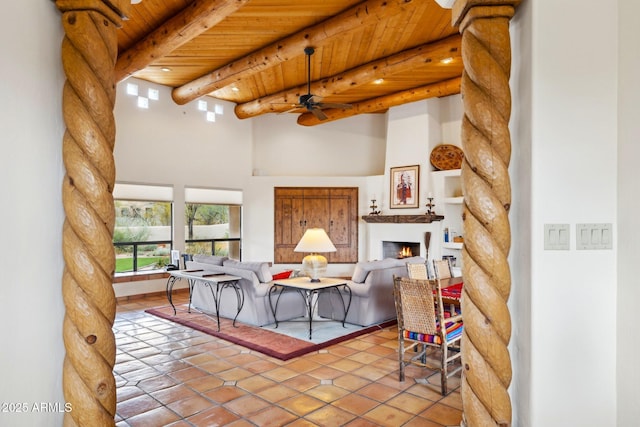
left=272, top=270, right=293, bottom=280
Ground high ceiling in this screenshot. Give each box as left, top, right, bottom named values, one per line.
left=116, top=0, right=462, bottom=125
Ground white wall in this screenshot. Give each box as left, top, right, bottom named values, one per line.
left=0, top=3, right=66, bottom=426
left=113, top=79, right=395, bottom=289
left=385, top=99, right=442, bottom=208
left=112, top=80, right=463, bottom=295
left=525, top=1, right=618, bottom=425
left=509, top=1, right=533, bottom=424
left=251, top=113, right=387, bottom=177
left=616, top=0, right=640, bottom=425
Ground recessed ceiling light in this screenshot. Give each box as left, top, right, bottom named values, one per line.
left=231, top=86, right=239, bottom=92
left=373, top=79, right=384, bottom=84
left=161, top=67, right=172, bottom=72
left=441, top=57, right=454, bottom=64
left=131, top=0, right=142, bottom=4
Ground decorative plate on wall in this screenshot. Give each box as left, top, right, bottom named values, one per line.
left=430, top=144, right=464, bottom=170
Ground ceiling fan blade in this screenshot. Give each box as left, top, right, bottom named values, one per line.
left=280, top=104, right=304, bottom=114
left=310, top=107, right=328, bottom=121
left=316, top=102, right=353, bottom=110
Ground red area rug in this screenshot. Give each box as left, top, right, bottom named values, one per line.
left=145, top=305, right=396, bottom=361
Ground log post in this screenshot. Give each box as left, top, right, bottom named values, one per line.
left=54, top=0, right=129, bottom=425
left=451, top=0, right=520, bottom=426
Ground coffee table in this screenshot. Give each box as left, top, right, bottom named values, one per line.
left=166, top=270, right=243, bottom=331
left=269, top=277, right=352, bottom=339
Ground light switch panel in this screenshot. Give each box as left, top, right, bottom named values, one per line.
left=576, top=223, right=613, bottom=250
left=544, top=224, right=570, bottom=250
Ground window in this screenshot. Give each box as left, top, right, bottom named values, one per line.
left=113, top=184, right=173, bottom=273
left=184, top=188, right=242, bottom=259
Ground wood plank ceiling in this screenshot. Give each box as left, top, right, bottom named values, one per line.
left=116, top=0, right=462, bottom=125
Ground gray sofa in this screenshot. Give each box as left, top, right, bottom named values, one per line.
left=185, top=255, right=305, bottom=326
left=317, top=256, right=425, bottom=326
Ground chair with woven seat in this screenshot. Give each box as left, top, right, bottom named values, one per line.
left=406, top=262, right=430, bottom=280
left=433, top=258, right=453, bottom=279
left=393, top=275, right=463, bottom=395
left=432, top=258, right=460, bottom=315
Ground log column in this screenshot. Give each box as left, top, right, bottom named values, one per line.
left=451, top=1, right=520, bottom=426
left=54, top=1, right=128, bottom=425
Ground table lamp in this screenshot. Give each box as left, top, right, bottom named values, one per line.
left=294, top=228, right=337, bottom=282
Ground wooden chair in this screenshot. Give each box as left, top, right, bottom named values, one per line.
left=393, top=275, right=463, bottom=395
left=406, top=262, right=429, bottom=280
left=411, top=260, right=459, bottom=315
left=433, top=258, right=453, bottom=279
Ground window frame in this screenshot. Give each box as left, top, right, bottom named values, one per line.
left=113, top=197, right=174, bottom=274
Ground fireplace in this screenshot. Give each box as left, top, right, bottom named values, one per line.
left=382, top=240, right=421, bottom=259
left=364, top=222, right=440, bottom=261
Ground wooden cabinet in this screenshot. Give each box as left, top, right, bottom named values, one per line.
left=274, top=187, right=358, bottom=263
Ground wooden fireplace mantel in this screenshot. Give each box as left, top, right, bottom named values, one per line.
left=361, top=214, right=444, bottom=224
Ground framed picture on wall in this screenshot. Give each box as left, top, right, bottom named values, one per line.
left=390, top=165, right=419, bottom=208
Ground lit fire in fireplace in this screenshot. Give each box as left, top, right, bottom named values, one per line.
left=398, top=246, right=413, bottom=258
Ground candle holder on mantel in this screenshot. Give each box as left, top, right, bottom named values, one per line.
left=369, top=199, right=381, bottom=215
left=425, top=197, right=435, bottom=215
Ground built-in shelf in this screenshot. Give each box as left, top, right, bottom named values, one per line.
left=444, top=196, right=464, bottom=204
left=443, top=242, right=464, bottom=250
left=361, top=214, right=444, bottom=224
left=433, top=169, right=464, bottom=262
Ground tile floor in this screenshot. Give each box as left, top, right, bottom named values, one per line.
left=114, top=291, right=462, bottom=426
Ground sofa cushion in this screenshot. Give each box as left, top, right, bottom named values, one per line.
left=399, top=256, right=425, bottom=265
left=185, top=261, right=225, bottom=274
left=351, top=258, right=400, bottom=283
left=192, top=254, right=228, bottom=266
left=223, top=259, right=273, bottom=283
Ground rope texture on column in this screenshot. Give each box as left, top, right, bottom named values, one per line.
left=457, top=5, right=516, bottom=427
left=58, top=6, right=120, bottom=426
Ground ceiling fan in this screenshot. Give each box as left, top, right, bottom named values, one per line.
left=284, top=47, right=353, bottom=121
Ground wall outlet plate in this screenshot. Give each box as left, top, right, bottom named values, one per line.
left=576, top=223, right=613, bottom=250
left=544, top=224, right=570, bottom=250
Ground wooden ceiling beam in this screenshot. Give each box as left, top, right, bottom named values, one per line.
left=296, top=77, right=462, bottom=126
left=171, top=0, right=417, bottom=105
left=114, top=0, right=250, bottom=82
left=234, top=34, right=461, bottom=119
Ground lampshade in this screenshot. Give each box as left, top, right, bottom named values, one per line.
left=294, top=228, right=337, bottom=253
left=294, top=228, right=336, bottom=282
